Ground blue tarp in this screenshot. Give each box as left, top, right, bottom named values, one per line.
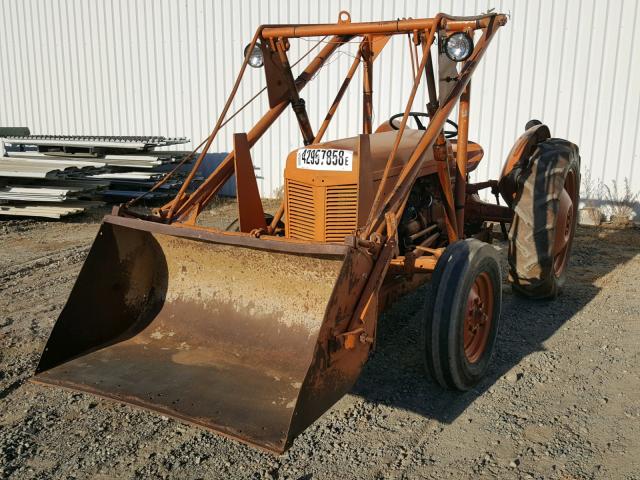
left=197, top=152, right=236, bottom=197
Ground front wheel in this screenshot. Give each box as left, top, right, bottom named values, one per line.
left=422, top=239, right=502, bottom=391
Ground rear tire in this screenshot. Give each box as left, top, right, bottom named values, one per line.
left=507, top=139, right=580, bottom=298
left=422, top=239, right=502, bottom=391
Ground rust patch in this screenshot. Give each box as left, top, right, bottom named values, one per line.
left=155, top=233, right=343, bottom=332
left=34, top=226, right=357, bottom=453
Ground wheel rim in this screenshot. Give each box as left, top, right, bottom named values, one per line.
left=463, top=272, right=494, bottom=363
left=553, top=170, right=577, bottom=276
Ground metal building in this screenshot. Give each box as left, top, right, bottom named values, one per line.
left=1, top=0, right=639, bottom=199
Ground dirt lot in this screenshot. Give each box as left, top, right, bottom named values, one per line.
left=0, top=204, right=639, bottom=479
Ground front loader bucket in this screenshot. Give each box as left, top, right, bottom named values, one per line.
left=32, top=216, right=373, bottom=453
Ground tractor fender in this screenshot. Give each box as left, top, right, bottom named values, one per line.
left=498, top=122, right=551, bottom=206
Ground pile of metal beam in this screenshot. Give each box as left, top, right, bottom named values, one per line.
left=0, top=184, right=94, bottom=202
left=0, top=156, right=107, bottom=179
left=0, top=133, right=194, bottom=219
left=0, top=201, right=104, bottom=219
left=7, top=152, right=172, bottom=169
left=2, top=134, right=188, bottom=154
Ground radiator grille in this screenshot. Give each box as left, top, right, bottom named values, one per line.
left=286, top=180, right=316, bottom=240
left=325, top=184, right=358, bottom=243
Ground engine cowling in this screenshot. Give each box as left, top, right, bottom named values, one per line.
left=283, top=130, right=435, bottom=243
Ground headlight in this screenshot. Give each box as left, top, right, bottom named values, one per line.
left=443, top=32, right=474, bottom=62
left=244, top=43, right=264, bottom=68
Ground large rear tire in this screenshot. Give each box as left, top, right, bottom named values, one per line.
left=422, top=239, right=502, bottom=391
left=507, top=139, right=580, bottom=298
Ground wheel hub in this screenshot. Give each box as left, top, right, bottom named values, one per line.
left=553, top=171, right=577, bottom=276
left=463, top=272, right=494, bottom=363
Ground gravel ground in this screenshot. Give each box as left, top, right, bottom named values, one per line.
left=0, top=204, right=639, bottom=479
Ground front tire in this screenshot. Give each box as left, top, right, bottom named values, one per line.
left=422, top=239, right=502, bottom=391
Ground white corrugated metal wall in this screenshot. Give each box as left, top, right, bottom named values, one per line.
left=1, top=0, right=639, bottom=199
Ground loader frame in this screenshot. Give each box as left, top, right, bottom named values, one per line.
left=33, top=11, right=528, bottom=453
left=120, top=12, right=511, bottom=357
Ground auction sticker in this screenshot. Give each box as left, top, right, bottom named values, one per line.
left=296, top=148, right=353, bottom=171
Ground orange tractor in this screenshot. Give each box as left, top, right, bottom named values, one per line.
left=33, top=12, right=580, bottom=453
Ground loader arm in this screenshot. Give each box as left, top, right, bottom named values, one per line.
left=341, top=14, right=506, bottom=348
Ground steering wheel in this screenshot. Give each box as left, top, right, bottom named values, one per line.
left=389, top=112, right=459, bottom=139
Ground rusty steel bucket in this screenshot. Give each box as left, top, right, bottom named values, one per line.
left=32, top=215, right=373, bottom=453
